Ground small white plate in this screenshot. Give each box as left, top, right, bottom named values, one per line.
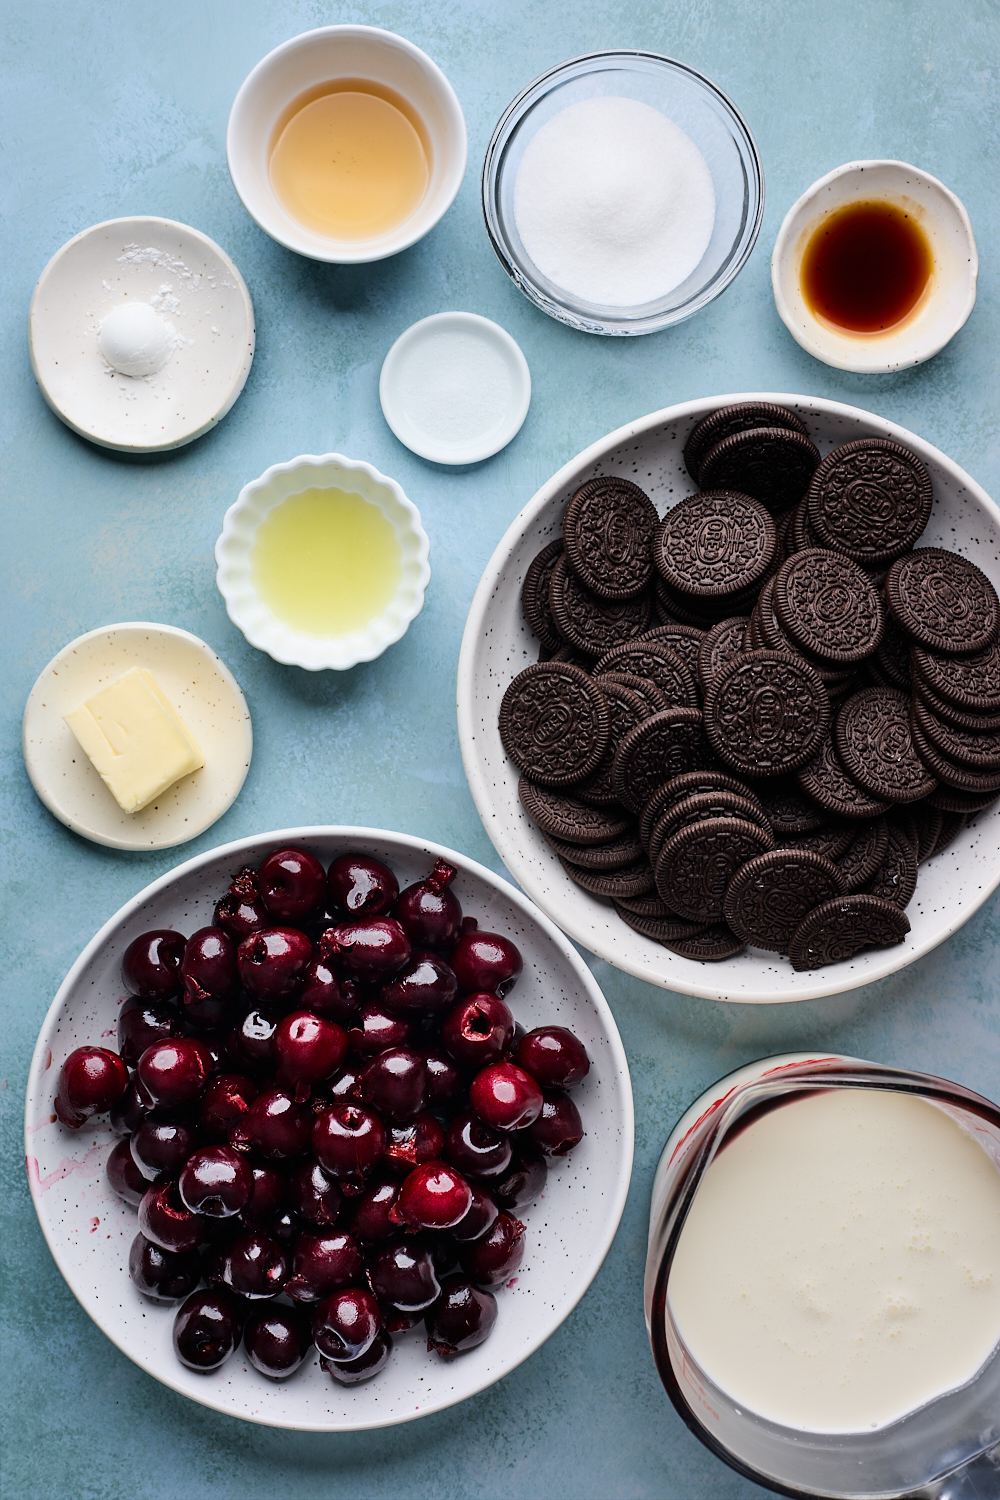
left=28, top=217, right=255, bottom=452
left=22, top=623, right=253, bottom=850
left=379, top=312, right=531, bottom=464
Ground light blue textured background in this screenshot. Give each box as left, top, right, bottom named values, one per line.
left=2, top=2, right=998, bottom=1496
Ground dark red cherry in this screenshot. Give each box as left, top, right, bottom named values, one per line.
left=449, top=1184, right=499, bottom=1244
left=285, top=1231, right=364, bottom=1302
left=392, top=1162, right=472, bottom=1231
left=312, top=1104, right=386, bottom=1186
left=319, top=918, right=411, bottom=985
left=244, top=1305, right=312, bottom=1378
left=312, top=1286, right=382, bottom=1362
left=240, top=1164, right=286, bottom=1228
left=229, top=1086, right=311, bottom=1160
left=299, top=959, right=357, bottom=1024
left=327, top=1065, right=362, bottom=1103
left=130, top=1117, right=198, bottom=1181
left=348, top=1004, right=412, bottom=1058
left=493, top=1145, right=548, bottom=1210
left=213, top=877, right=271, bottom=942
left=321, top=1330, right=392, bottom=1384
left=216, top=1230, right=289, bottom=1298
left=198, top=1073, right=258, bottom=1142
left=107, top=1137, right=150, bottom=1206
left=128, top=1232, right=201, bottom=1303
left=136, top=1037, right=214, bottom=1111
left=441, top=993, right=514, bottom=1070
left=444, top=1110, right=513, bottom=1180
left=110, top=1075, right=155, bottom=1135
left=274, top=1011, right=347, bottom=1099
left=450, top=925, right=523, bottom=997
left=394, top=860, right=463, bottom=949
left=227, top=1007, right=278, bottom=1075
left=286, top=1158, right=342, bottom=1228
left=184, top=993, right=236, bottom=1032
left=257, top=846, right=327, bottom=922
left=350, top=1179, right=403, bottom=1244
left=138, top=1180, right=207, bottom=1254
left=117, top=995, right=184, bottom=1067
left=238, top=927, right=313, bottom=1002
left=122, top=929, right=186, bottom=1000
left=173, top=1288, right=244, bottom=1371
left=529, top=1089, right=585, bottom=1156
left=461, top=1211, right=526, bottom=1289
left=54, top=1046, right=129, bottom=1127
left=380, top=953, right=458, bottom=1017
left=355, top=1048, right=427, bottom=1122
left=470, top=1062, right=543, bottom=1132
left=420, top=1048, right=464, bottom=1108
left=368, top=1241, right=441, bottom=1313
left=383, top=1114, right=445, bottom=1175
left=516, top=1026, right=590, bottom=1088
left=179, top=1146, right=253, bottom=1217
left=268, top=1207, right=303, bottom=1245
left=425, top=1276, right=498, bottom=1357
left=181, top=927, right=239, bottom=1006
left=327, top=853, right=399, bottom=917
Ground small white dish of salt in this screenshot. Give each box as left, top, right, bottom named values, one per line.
left=379, top=312, right=531, bottom=464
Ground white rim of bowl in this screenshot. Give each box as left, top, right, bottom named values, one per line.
left=456, top=391, right=1000, bottom=1004
left=771, top=160, right=978, bottom=373
left=378, top=312, right=531, bottom=464
left=25, top=824, right=635, bottom=1430
left=226, top=26, right=468, bottom=264
left=215, top=453, right=431, bottom=671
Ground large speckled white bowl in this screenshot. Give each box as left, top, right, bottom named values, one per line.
left=457, top=393, right=1000, bottom=1004
left=25, top=827, right=633, bottom=1430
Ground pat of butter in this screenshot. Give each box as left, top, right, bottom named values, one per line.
left=64, top=667, right=204, bottom=814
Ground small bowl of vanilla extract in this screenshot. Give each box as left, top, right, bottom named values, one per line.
left=771, top=159, right=978, bottom=372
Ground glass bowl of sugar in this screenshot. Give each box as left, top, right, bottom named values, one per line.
left=482, top=52, right=763, bottom=336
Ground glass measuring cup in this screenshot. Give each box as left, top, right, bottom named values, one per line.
left=644, top=1053, right=1000, bottom=1499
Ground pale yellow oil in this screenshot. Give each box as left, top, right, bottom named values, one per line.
left=251, top=486, right=403, bottom=637
left=269, top=81, right=430, bottom=239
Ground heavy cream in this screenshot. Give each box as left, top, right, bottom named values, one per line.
left=667, top=1088, right=1000, bottom=1433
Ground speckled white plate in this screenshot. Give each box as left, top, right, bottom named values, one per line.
left=24, top=827, right=633, bottom=1430
left=28, top=217, right=255, bottom=452
left=22, top=623, right=253, bottom=849
left=457, top=392, right=1000, bottom=1004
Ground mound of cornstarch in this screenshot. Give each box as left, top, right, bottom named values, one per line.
left=513, top=96, right=716, bottom=309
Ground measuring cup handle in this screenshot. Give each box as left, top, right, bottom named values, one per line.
left=912, top=1443, right=1000, bottom=1499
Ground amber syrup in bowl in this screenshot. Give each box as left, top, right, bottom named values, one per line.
left=800, top=200, right=933, bottom=334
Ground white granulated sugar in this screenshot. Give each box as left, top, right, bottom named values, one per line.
left=396, top=331, right=514, bottom=444
left=513, top=96, right=716, bottom=308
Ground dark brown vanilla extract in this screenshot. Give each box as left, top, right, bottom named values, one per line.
left=801, top=200, right=933, bottom=333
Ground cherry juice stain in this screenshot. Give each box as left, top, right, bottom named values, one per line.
left=801, top=200, right=933, bottom=333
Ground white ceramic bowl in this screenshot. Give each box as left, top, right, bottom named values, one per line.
left=456, top=393, right=1000, bottom=1004
left=215, top=453, right=430, bottom=671
left=25, top=826, right=634, bottom=1430
left=227, top=26, right=467, bottom=263
left=771, top=161, right=978, bottom=373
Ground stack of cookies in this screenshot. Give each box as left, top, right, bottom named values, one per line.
left=499, top=402, right=1000, bottom=972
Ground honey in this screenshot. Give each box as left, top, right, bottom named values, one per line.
left=801, top=200, right=933, bottom=334
left=269, top=81, right=430, bottom=240
left=251, top=486, right=402, bottom=638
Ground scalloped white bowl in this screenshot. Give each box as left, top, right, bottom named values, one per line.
left=25, top=826, right=633, bottom=1430
left=216, top=453, right=430, bottom=671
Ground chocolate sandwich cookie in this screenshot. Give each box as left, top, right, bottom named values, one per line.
left=518, top=779, right=634, bottom=845
left=653, top=579, right=720, bottom=627
left=648, top=790, right=773, bottom=870
left=911, top=674, right=1000, bottom=734
left=499, top=664, right=610, bottom=786
left=545, top=642, right=590, bottom=668
left=789, top=496, right=823, bottom=556
left=755, top=579, right=854, bottom=687
left=697, top=427, right=821, bottom=513
left=614, top=891, right=681, bottom=918
left=911, top=693, right=1000, bottom=770
left=661, top=924, right=746, bottom=962
left=704, top=650, right=830, bottom=776
left=639, top=624, right=706, bottom=679
left=796, top=727, right=892, bottom=820
left=834, top=687, right=937, bottom=804
left=722, top=848, right=846, bottom=952
left=562, top=476, right=659, bottom=600
left=837, top=818, right=890, bottom=891
left=543, top=827, right=644, bottom=870
left=593, top=640, right=699, bottom=711
left=777, top=822, right=856, bottom=860
left=931, top=811, right=967, bottom=857
left=788, top=894, right=910, bottom=971
left=909, top=803, right=943, bottom=863
left=756, top=779, right=826, bottom=835
left=927, top=784, right=1000, bottom=814
left=864, top=823, right=919, bottom=909
left=611, top=903, right=711, bottom=942
left=886, top=549, right=1000, bottom=656
left=909, top=714, right=1000, bottom=795
left=910, top=638, right=1000, bottom=712
left=595, top=671, right=668, bottom=717
left=548, top=555, right=653, bottom=656
left=874, top=612, right=912, bottom=689
left=698, top=617, right=749, bottom=693
left=611, top=708, right=714, bottom=814
left=574, top=680, right=652, bottom=807
left=654, top=815, right=776, bottom=921
left=653, top=492, right=777, bottom=600
left=806, top=439, right=933, bottom=566
left=558, top=856, right=655, bottom=899
left=521, top=539, right=565, bottom=652
left=682, top=402, right=810, bottom=482
left=773, top=549, right=885, bottom=664
left=638, top=770, right=762, bottom=847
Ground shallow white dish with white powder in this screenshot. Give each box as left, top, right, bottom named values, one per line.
left=28, top=217, right=255, bottom=452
